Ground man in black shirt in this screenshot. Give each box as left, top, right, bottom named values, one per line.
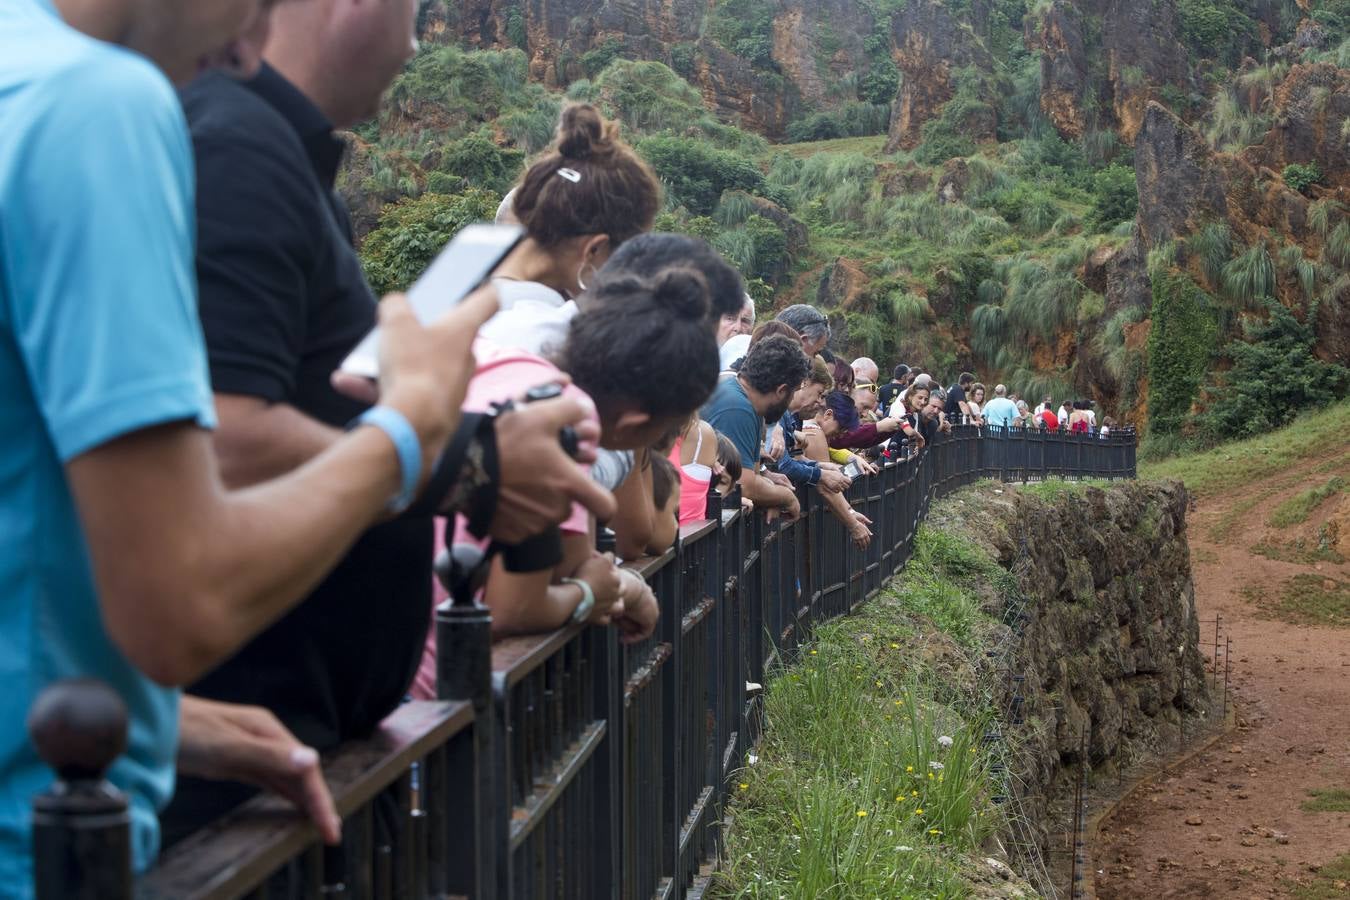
left=944, top=371, right=976, bottom=423
left=878, top=364, right=909, bottom=416
left=161, top=1, right=613, bottom=843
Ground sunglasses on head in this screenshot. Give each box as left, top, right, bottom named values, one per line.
left=855, top=382, right=878, bottom=392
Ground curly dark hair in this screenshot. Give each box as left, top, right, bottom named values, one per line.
left=737, top=334, right=810, bottom=396
left=556, top=266, right=719, bottom=422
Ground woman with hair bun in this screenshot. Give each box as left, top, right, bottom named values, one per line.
left=478, top=103, right=663, bottom=355
left=412, top=265, right=720, bottom=696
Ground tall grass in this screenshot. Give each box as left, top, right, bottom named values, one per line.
left=1326, top=221, right=1350, bottom=269
left=1308, top=199, right=1345, bottom=240
left=1094, top=306, right=1147, bottom=379
left=716, top=524, right=1008, bottom=898
left=1186, top=221, right=1233, bottom=286
left=1221, top=242, right=1275, bottom=307
left=1205, top=91, right=1270, bottom=152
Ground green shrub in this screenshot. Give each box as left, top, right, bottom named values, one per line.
left=1201, top=300, right=1349, bottom=441
left=359, top=189, right=500, bottom=295
left=859, top=59, right=900, bottom=105
left=636, top=135, right=766, bottom=214
left=1147, top=270, right=1219, bottom=434
left=1283, top=162, right=1324, bottom=195
left=786, top=103, right=891, bottom=142
left=436, top=134, right=523, bottom=194
left=1326, top=221, right=1350, bottom=269
left=581, top=38, right=625, bottom=78
left=1087, top=164, right=1138, bottom=231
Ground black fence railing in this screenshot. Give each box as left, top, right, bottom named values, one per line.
left=28, top=424, right=1135, bottom=900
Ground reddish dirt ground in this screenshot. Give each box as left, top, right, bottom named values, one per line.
left=1094, top=464, right=1350, bottom=899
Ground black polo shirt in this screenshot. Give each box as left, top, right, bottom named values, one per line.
left=162, top=66, right=433, bottom=841
left=944, top=383, right=967, bottom=421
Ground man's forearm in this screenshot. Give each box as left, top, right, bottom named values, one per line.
left=71, top=421, right=413, bottom=686
left=740, top=470, right=796, bottom=509
left=214, top=394, right=341, bottom=488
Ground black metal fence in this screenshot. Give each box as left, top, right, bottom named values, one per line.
left=29, top=425, right=1135, bottom=900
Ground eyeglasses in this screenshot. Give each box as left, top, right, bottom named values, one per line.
left=855, top=382, right=878, bottom=392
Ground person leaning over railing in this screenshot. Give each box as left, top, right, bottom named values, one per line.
left=922, top=389, right=955, bottom=442
left=701, top=335, right=812, bottom=522
left=773, top=356, right=852, bottom=494
left=801, top=392, right=873, bottom=550
left=410, top=266, right=722, bottom=695
left=0, top=1, right=608, bottom=893
left=160, top=0, right=620, bottom=848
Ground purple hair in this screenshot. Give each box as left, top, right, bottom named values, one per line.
left=822, top=390, right=860, bottom=431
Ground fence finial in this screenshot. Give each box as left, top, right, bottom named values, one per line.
left=29, top=679, right=132, bottom=900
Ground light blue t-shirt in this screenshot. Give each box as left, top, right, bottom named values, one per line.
left=0, top=1, right=216, bottom=893
left=982, top=397, right=1019, bottom=429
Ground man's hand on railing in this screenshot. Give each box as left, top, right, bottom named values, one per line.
left=177, top=695, right=341, bottom=846
left=763, top=471, right=792, bottom=489
left=817, top=468, right=851, bottom=494
left=614, top=568, right=659, bottom=644
left=852, top=455, right=879, bottom=476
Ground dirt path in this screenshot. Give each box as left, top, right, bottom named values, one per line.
left=1094, top=456, right=1350, bottom=899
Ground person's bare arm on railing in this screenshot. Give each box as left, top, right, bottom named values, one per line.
left=67, top=290, right=615, bottom=687
left=804, top=428, right=869, bottom=549
left=739, top=468, right=801, bottom=521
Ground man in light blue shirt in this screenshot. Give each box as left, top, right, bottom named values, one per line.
left=0, top=1, right=578, bottom=894
left=981, top=383, right=1020, bottom=429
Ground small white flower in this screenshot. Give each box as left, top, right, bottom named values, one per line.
left=937, top=735, right=954, bottom=748
left=929, top=760, right=945, bottom=771
left=897, top=845, right=914, bottom=852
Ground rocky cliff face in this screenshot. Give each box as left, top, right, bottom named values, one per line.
left=1027, top=0, right=1191, bottom=142
left=933, top=480, right=1208, bottom=869
left=884, top=0, right=996, bottom=151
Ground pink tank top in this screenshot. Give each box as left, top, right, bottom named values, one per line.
left=669, top=428, right=713, bottom=526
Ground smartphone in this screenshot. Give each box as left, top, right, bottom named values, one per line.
left=340, top=223, right=525, bottom=379
left=843, top=459, right=864, bottom=480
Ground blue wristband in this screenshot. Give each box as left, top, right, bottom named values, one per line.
left=350, top=406, right=422, bottom=514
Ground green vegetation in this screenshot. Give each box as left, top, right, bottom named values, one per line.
left=716, top=524, right=1012, bottom=897
left=1200, top=300, right=1349, bottom=442
left=1268, top=476, right=1347, bottom=528
left=1146, top=271, right=1218, bottom=435
left=1301, top=788, right=1350, bottom=813
left=1138, top=400, right=1350, bottom=498
left=1245, top=573, right=1350, bottom=628
left=1283, top=162, right=1325, bottom=196
left=1284, top=854, right=1350, bottom=900
left=360, top=189, right=499, bottom=294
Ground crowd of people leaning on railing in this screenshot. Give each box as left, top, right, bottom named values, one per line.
left=0, top=2, right=1127, bottom=895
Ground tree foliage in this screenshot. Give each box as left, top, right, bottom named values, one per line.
left=359, top=189, right=500, bottom=295
left=1087, top=164, right=1138, bottom=231
left=1201, top=300, right=1349, bottom=440
left=637, top=136, right=768, bottom=214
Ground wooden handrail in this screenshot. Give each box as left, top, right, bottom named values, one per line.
left=138, top=700, right=472, bottom=900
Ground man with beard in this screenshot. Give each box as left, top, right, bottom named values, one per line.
left=701, top=334, right=810, bottom=520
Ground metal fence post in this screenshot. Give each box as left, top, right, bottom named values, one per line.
left=435, top=548, right=498, bottom=900
left=29, top=679, right=132, bottom=900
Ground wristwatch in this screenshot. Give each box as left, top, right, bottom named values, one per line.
left=561, top=577, right=596, bottom=624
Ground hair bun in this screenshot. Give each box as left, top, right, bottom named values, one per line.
left=649, top=267, right=711, bottom=320
left=556, top=103, right=608, bottom=161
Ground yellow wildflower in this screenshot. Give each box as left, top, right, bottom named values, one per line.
left=914, top=808, right=924, bottom=815
left=890, top=643, right=900, bottom=649
left=856, top=810, right=868, bottom=818
left=906, top=765, right=914, bottom=773
left=929, top=828, right=942, bottom=835
left=739, top=783, right=748, bottom=790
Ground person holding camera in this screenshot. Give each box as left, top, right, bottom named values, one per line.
left=801, top=392, right=873, bottom=550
